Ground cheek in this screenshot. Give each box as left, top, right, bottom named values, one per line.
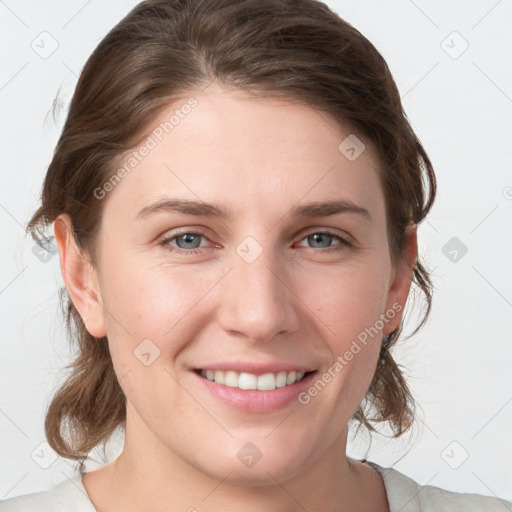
left=296, top=257, right=390, bottom=405
left=102, top=247, right=210, bottom=319
left=291, top=264, right=388, bottom=434
left=99, top=241, right=390, bottom=386
left=98, top=254, right=216, bottom=368
left=98, top=260, right=213, bottom=415
left=299, top=258, right=391, bottom=346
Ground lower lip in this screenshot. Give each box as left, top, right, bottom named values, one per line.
left=191, top=370, right=317, bottom=413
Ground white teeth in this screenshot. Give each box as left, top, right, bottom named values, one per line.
left=257, top=373, right=277, bottom=391
left=238, top=372, right=257, bottom=390
left=224, top=371, right=238, bottom=387
left=199, top=369, right=308, bottom=390
left=276, top=371, right=288, bottom=388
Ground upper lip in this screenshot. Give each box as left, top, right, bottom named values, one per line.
left=193, top=362, right=317, bottom=376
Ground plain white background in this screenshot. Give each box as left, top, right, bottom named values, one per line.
left=1, top=0, right=511, bottom=503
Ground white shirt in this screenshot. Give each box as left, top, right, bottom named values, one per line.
left=0, top=461, right=510, bottom=511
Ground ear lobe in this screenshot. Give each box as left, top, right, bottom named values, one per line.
left=53, top=214, right=107, bottom=338
left=382, top=221, right=418, bottom=335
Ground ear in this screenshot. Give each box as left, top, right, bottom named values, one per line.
left=53, top=214, right=107, bottom=338
left=382, top=221, right=418, bottom=335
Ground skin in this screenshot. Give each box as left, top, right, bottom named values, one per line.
left=54, top=82, right=417, bottom=512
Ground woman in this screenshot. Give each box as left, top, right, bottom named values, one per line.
left=1, top=0, right=510, bottom=510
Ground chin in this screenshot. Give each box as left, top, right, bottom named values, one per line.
left=195, top=437, right=311, bottom=487
left=207, top=458, right=307, bottom=488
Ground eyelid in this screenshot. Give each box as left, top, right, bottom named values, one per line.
left=159, top=229, right=216, bottom=252
left=159, top=226, right=354, bottom=254
left=160, top=225, right=353, bottom=242
left=299, top=226, right=353, bottom=243
left=295, top=229, right=354, bottom=251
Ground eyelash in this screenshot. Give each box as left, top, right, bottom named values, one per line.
left=158, top=229, right=353, bottom=255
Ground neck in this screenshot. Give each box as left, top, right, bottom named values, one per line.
left=83, top=406, right=388, bottom=512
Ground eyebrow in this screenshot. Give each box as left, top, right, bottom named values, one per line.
left=136, top=198, right=371, bottom=221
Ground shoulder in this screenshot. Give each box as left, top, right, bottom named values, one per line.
left=0, top=475, right=95, bottom=512
left=367, top=461, right=512, bottom=512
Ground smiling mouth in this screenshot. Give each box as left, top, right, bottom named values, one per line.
left=194, top=369, right=317, bottom=391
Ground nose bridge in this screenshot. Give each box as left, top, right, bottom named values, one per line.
left=217, top=235, right=299, bottom=343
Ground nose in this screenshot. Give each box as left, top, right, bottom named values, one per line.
left=217, top=243, right=300, bottom=344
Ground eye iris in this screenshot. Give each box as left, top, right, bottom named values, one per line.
left=176, top=233, right=201, bottom=249
left=170, top=232, right=340, bottom=252
left=309, top=233, right=332, bottom=248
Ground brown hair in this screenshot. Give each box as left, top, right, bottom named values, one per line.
left=27, top=0, right=436, bottom=463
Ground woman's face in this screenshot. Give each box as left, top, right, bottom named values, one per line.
left=68, top=83, right=415, bottom=484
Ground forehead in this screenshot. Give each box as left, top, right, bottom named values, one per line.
left=105, top=84, right=385, bottom=221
